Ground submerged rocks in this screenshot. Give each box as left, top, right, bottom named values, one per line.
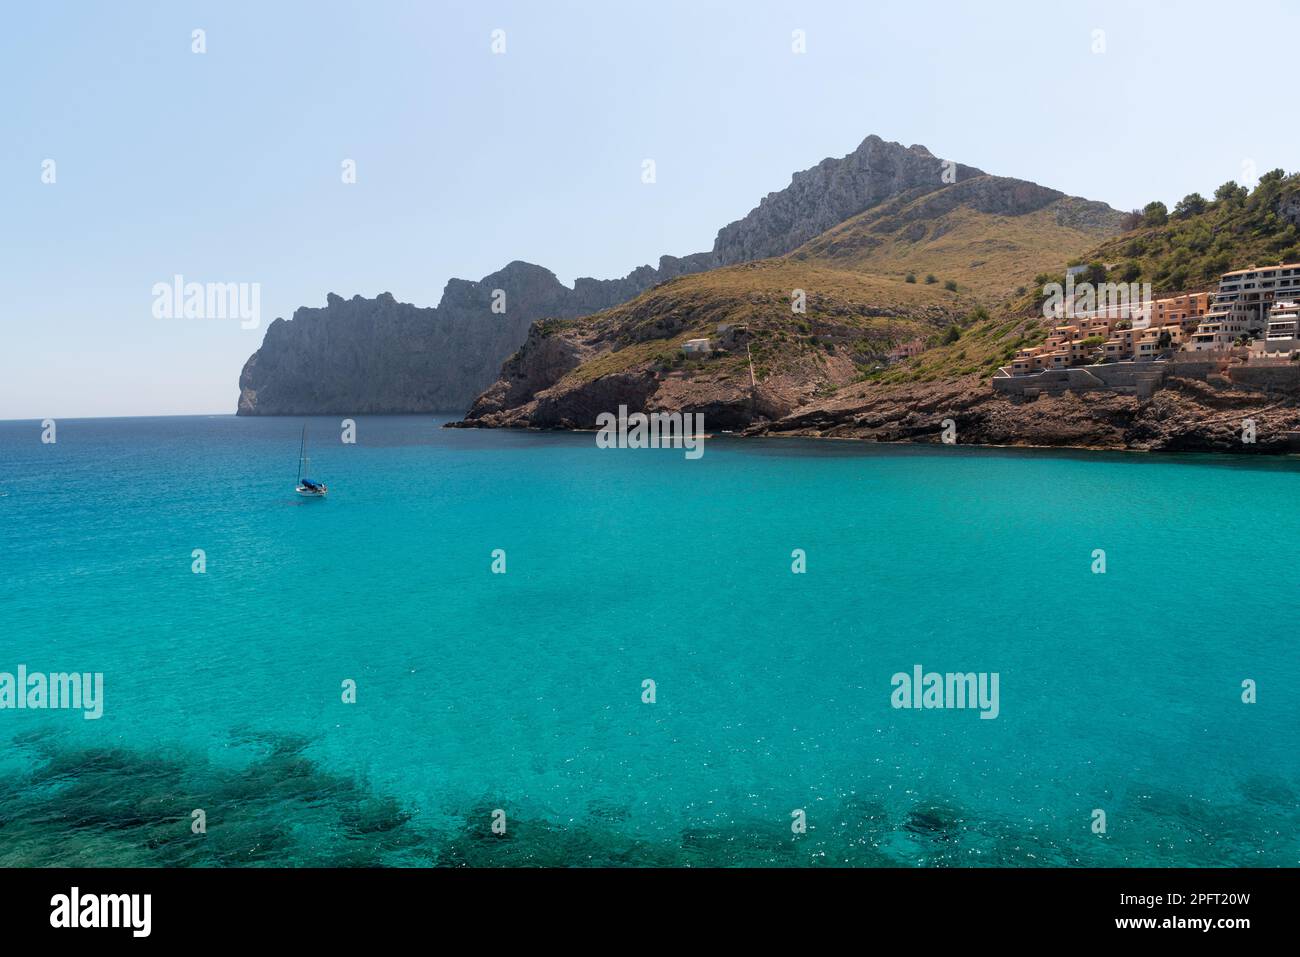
left=5, top=727, right=1297, bottom=866
left=904, top=802, right=966, bottom=837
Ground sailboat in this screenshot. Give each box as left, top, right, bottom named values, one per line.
left=295, top=425, right=328, bottom=497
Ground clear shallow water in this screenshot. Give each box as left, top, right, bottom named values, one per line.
left=0, top=415, right=1297, bottom=866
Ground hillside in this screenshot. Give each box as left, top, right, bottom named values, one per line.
left=794, top=174, right=1123, bottom=298
left=877, top=169, right=1300, bottom=389
left=1085, top=169, right=1300, bottom=293
left=459, top=172, right=1123, bottom=429
left=463, top=260, right=967, bottom=428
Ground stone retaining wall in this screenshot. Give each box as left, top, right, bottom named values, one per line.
left=993, top=360, right=1168, bottom=397
left=1228, top=362, right=1300, bottom=393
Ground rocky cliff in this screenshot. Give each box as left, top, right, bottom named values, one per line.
left=462, top=344, right=1300, bottom=453
left=711, top=136, right=984, bottom=264
left=236, top=255, right=714, bottom=415
left=459, top=259, right=966, bottom=429
left=237, top=135, right=989, bottom=415
left=742, top=375, right=1300, bottom=453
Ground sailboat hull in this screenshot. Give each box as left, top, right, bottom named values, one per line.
left=295, top=425, right=328, bottom=496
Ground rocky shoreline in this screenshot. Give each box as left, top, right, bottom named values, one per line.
left=451, top=375, right=1300, bottom=455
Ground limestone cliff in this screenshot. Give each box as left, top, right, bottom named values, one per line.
left=237, top=135, right=990, bottom=415
left=236, top=255, right=714, bottom=415
left=712, top=136, right=983, bottom=264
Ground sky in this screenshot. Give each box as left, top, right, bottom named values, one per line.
left=3, top=0, right=1298, bottom=419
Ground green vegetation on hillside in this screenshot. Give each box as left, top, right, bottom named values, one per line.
left=868, top=310, right=1044, bottom=384
left=1095, top=170, right=1300, bottom=293
left=1001, top=170, right=1300, bottom=317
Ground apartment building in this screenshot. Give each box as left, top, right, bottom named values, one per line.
left=1262, top=300, right=1300, bottom=352
left=1010, top=293, right=1199, bottom=373
left=1135, top=325, right=1186, bottom=359
left=1150, top=291, right=1213, bottom=327
left=1190, top=262, right=1300, bottom=350
left=1190, top=316, right=1253, bottom=351
left=1009, top=265, right=1300, bottom=374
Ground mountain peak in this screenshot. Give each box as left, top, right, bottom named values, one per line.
left=710, top=135, right=983, bottom=265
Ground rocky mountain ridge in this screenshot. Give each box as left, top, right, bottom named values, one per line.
left=237, top=136, right=990, bottom=415
left=710, top=137, right=984, bottom=263
left=237, top=256, right=712, bottom=415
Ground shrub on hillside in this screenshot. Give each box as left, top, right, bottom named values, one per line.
left=1114, top=261, right=1141, bottom=283
left=1173, top=193, right=1208, bottom=219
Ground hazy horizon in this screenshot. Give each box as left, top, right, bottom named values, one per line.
left=5, top=0, right=1298, bottom=419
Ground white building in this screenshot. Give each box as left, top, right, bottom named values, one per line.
left=1262, top=300, right=1300, bottom=353
left=1189, top=318, right=1251, bottom=351
left=682, top=338, right=712, bottom=355
left=1190, top=262, right=1300, bottom=349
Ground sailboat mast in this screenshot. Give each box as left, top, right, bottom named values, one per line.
left=298, top=425, right=308, bottom=482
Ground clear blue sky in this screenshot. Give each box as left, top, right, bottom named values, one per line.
left=3, top=0, right=1296, bottom=418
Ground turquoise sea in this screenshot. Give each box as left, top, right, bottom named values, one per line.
left=1, top=415, right=1297, bottom=867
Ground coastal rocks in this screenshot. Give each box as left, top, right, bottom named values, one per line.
left=1126, top=378, right=1300, bottom=452
left=530, top=371, right=661, bottom=429
left=459, top=317, right=1300, bottom=453
left=461, top=319, right=592, bottom=420
left=463, top=366, right=759, bottom=433
left=236, top=291, right=495, bottom=416
left=749, top=374, right=1300, bottom=453
left=456, top=322, right=849, bottom=433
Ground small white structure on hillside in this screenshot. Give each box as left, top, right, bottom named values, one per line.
left=682, top=338, right=712, bottom=355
